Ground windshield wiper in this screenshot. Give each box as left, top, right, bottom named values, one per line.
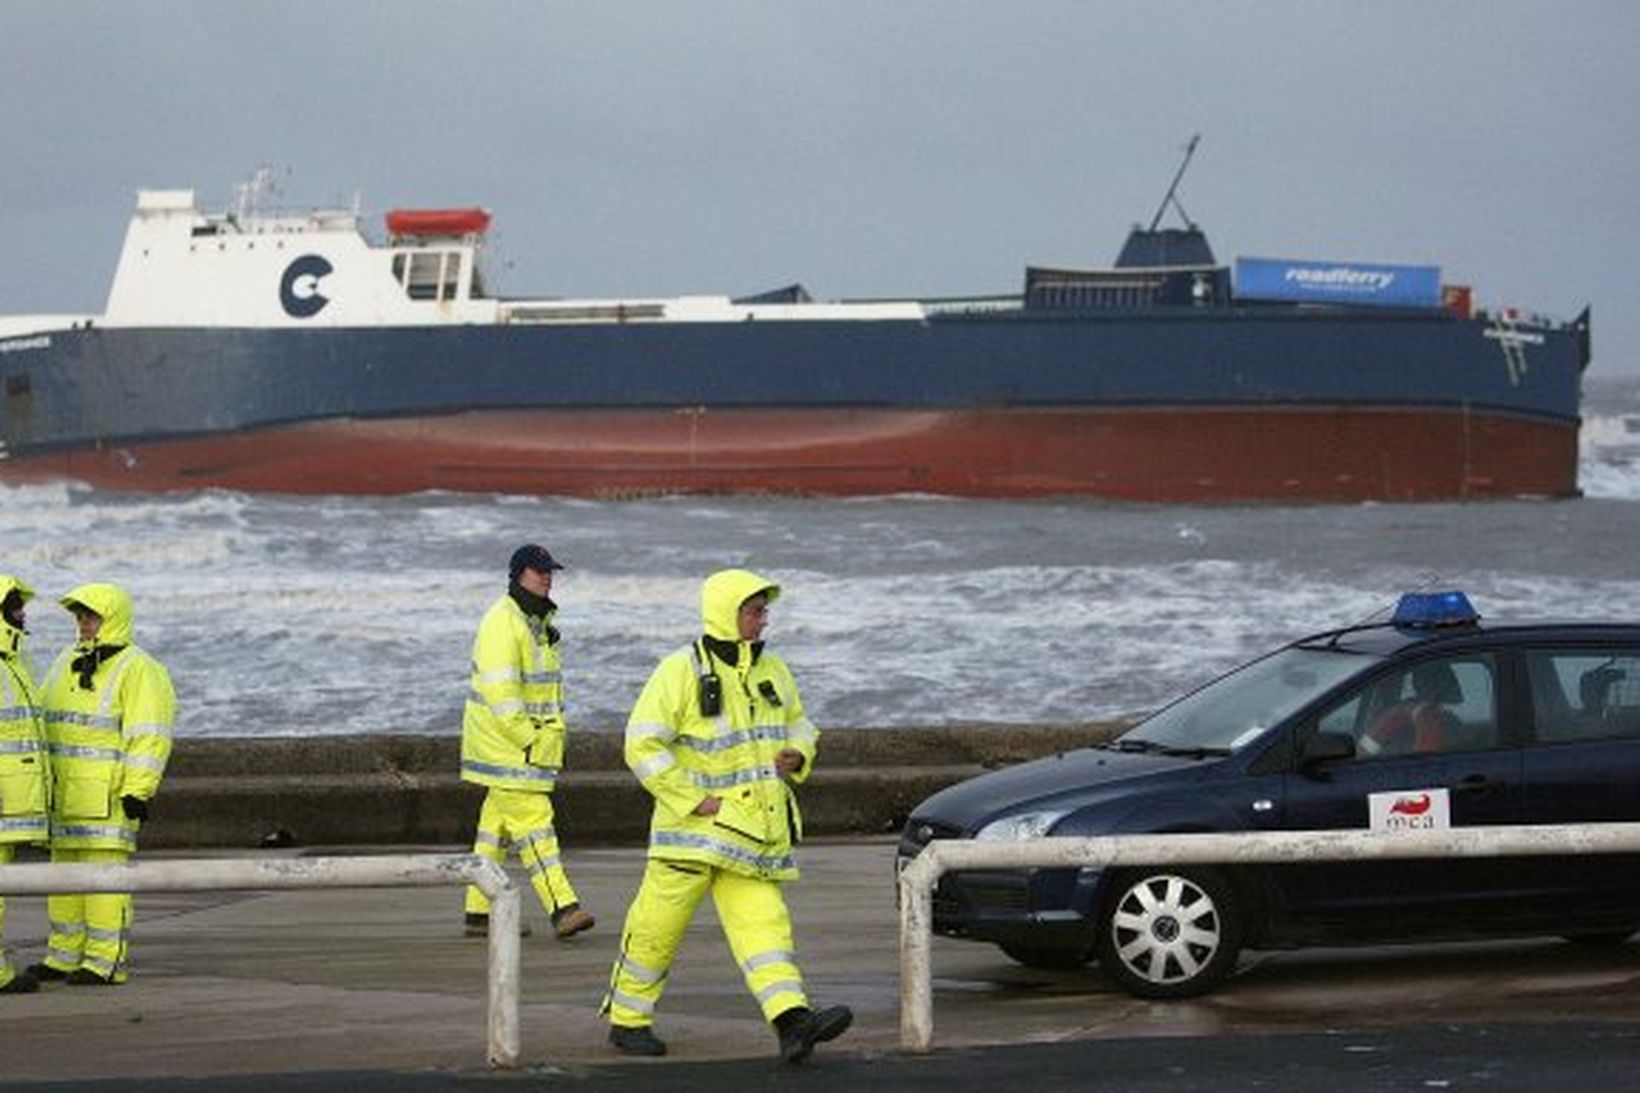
left=1155, top=744, right=1232, bottom=759
left=1109, top=738, right=1167, bottom=753
left=1106, top=738, right=1229, bottom=758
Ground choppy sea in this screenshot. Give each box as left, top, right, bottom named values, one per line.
left=3, top=377, right=1640, bottom=739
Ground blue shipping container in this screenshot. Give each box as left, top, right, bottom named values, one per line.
left=1235, top=257, right=1441, bottom=308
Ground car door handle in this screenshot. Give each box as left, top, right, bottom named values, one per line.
left=1453, top=774, right=1495, bottom=795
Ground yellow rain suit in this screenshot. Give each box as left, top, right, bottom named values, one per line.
left=460, top=592, right=581, bottom=920
left=604, top=568, right=821, bottom=1031
left=39, top=583, right=175, bottom=983
left=0, top=575, right=48, bottom=991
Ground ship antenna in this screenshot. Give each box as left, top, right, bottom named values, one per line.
left=1147, top=134, right=1201, bottom=232
left=233, top=165, right=279, bottom=222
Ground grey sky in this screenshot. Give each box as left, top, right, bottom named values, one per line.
left=3, top=1, right=1635, bottom=373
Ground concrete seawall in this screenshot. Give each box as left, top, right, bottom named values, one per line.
left=143, top=723, right=1125, bottom=850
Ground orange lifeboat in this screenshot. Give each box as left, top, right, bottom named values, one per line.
left=385, top=208, right=492, bottom=237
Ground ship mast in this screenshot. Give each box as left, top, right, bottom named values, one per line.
left=233, top=165, right=280, bottom=223
left=1147, top=134, right=1200, bottom=232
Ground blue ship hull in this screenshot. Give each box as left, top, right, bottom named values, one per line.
left=0, top=303, right=1586, bottom=500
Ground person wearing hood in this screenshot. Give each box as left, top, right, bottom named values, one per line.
left=0, top=574, right=49, bottom=995
left=459, top=544, right=594, bottom=941
left=602, top=568, right=851, bottom=1063
left=28, top=582, right=174, bottom=987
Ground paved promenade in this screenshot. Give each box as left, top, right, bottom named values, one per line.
left=5, top=838, right=1640, bottom=1088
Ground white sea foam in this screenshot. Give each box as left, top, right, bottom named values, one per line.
left=1579, top=412, right=1640, bottom=501
left=4, top=404, right=1640, bottom=737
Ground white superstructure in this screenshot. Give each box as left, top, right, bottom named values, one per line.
left=103, top=189, right=501, bottom=328
left=93, top=187, right=925, bottom=330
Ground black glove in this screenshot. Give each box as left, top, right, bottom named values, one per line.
left=121, top=795, right=149, bottom=821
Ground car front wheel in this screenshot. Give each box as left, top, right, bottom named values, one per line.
left=1095, top=867, right=1242, bottom=999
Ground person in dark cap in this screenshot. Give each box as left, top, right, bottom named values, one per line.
left=458, top=544, right=594, bottom=940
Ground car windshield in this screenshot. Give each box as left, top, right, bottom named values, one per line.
left=1121, top=645, right=1378, bottom=753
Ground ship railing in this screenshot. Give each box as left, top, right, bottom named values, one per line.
left=897, top=822, right=1640, bottom=1053
left=502, top=301, right=668, bottom=324
left=906, top=295, right=1024, bottom=316
left=0, top=852, right=522, bottom=1069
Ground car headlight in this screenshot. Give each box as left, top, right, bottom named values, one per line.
left=974, top=809, right=1068, bottom=841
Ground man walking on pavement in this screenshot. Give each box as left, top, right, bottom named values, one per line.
left=0, top=574, right=49, bottom=995
left=30, top=582, right=174, bottom=986
left=603, top=567, right=851, bottom=1063
left=460, top=544, right=594, bottom=940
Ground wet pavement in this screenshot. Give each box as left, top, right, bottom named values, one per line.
left=4, top=838, right=1640, bottom=1087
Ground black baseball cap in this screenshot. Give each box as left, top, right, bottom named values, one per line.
left=509, top=544, right=565, bottom=580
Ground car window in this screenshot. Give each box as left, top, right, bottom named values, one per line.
left=1126, top=646, right=1377, bottom=752
left=1315, top=654, right=1499, bottom=759
left=1524, top=648, right=1640, bottom=743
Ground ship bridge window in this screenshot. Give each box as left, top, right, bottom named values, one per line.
left=392, top=250, right=465, bottom=302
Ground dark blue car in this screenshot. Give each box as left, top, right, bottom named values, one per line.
left=897, top=593, right=1640, bottom=998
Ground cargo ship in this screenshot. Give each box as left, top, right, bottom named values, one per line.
left=0, top=157, right=1591, bottom=501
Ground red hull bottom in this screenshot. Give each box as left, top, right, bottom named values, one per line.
left=0, top=406, right=1580, bottom=501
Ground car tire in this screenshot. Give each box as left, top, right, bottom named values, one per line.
left=1094, top=867, right=1242, bottom=999
left=996, top=941, right=1092, bottom=970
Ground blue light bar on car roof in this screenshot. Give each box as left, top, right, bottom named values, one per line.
left=1391, top=590, right=1479, bottom=628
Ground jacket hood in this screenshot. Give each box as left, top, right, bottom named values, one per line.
left=0, top=573, right=33, bottom=656
left=701, top=568, right=781, bottom=642
left=60, top=582, right=135, bottom=646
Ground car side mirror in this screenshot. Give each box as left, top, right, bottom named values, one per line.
left=1299, top=731, right=1356, bottom=772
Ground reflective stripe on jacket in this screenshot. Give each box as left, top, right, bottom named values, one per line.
left=461, top=594, right=567, bottom=791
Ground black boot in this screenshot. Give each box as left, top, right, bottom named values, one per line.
left=0, top=970, right=39, bottom=994
left=66, top=969, right=117, bottom=986
left=774, top=1004, right=853, bottom=1063
left=23, top=963, right=68, bottom=984
left=608, top=1024, right=668, bottom=1057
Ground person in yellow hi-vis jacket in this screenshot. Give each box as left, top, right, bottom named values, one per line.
left=29, top=583, right=173, bottom=986
left=603, top=568, right=852, bottom=1063
left=0, top=574, right=49, bottom=995
left=460, top=544, right=594, bottom=940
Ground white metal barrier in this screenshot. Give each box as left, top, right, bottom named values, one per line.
left=0, top=853, right=522, bottom=1068
left=898, top=822, right=1640, bottom=1052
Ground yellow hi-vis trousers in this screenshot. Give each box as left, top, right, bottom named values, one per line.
left=0, top=844, right=20, bottom=988
left=43, top=847, right=131, bottom=983
left=603, top=858, right=808, bottom=1029
left=463, top=786, right=581, bottom=917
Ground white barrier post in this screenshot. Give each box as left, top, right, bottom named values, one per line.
left=898, top=822, right=1640, bottom=1053
left=898, top=852, right=938, bottom=1053
left=0, top=853, right=521, bottom=1068
left=477, top=857, right=521, bottom=1067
